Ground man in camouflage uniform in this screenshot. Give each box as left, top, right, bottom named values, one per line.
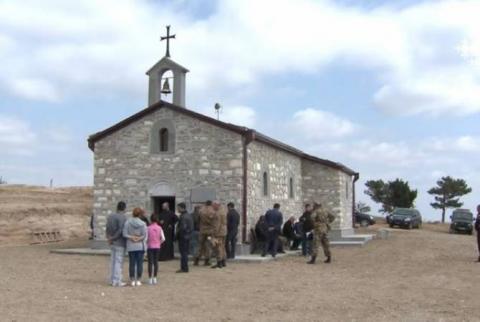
left=193, top=200, right=216, bottom=266
left=308, top=202, right=335, bottom=264
left=211, top=201, right=227, bottom=268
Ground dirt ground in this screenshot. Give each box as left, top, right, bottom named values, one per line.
left=0, top=185, right=92, bottom=245
left=0, top=224, right=479, bottom=322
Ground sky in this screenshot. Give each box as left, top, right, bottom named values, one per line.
left=1, top=0, right=480, bottom=221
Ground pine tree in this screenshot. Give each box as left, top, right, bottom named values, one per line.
left=364, top=179, right=417, bottom=213
left=428, top=176, right=472, bottom=223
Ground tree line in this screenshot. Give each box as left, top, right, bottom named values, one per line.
left=363, top=176, right=472, bottom=223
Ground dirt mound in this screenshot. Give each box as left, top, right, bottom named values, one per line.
left=0, top=185, right=92, bottom=246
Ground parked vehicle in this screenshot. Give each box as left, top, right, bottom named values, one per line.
left=449, top=209, right=474, bottom=235
left=354, top=212, right=376, bottom=227
left=389, top=208, right=422, bottom=229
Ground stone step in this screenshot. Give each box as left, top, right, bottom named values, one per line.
left=330, top=240, right=366, bottom=247
left=337, top=234, right=373, bottom=242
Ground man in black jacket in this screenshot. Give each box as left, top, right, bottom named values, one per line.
left=158, top=202, right=178, bottom=261
left=176, top=203, right=193, bottom=273
left=262, top=203, right=283, bottom=257
left=225, top=202, right=240, bottom=259
left=299, top=204, right=313, bottom=256
left=283, top=216, right=301, bottom=250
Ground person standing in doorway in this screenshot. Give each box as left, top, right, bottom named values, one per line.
left=158, top=202, right=178, bottom=261
left=106, top=201, right=127, bottom=287
left=176, top=203, right=193, bottom=273
left=226, top=202, right=240, bottom=259
left=262, top=203, right=283, bottom=258
left=123, top=207, right=148, bottom=286
left=475, top=205, right=480, bottom=262
left=147, top=214, right=165, bottom=285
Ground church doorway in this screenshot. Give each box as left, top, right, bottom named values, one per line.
left=152, top=196, right=176, bottom=214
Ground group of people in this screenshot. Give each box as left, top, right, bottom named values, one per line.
left=255, top=203, right=335, bottom=264
left=105, top=200, right=241, bottom=287
left=106, top=201, right=480, bottom=287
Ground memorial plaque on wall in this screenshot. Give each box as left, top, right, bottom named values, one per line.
left=190, top=187, right=216, bottom=203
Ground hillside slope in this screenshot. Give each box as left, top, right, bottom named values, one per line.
left=0, top=185, right=92, bottom=245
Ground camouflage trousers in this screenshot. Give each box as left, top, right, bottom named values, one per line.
left=213, top=236, right=226, bottom=261
left=311, top=232, right=331, bottom=258
left=195, top=233, right=211, bottom=260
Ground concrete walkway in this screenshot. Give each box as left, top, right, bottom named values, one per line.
left=51, top=236, right=372, bottom=263
left=50, top=248, right=301, bottom=263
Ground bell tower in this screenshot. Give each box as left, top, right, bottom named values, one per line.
left=146, top=25, right=189, bottom=107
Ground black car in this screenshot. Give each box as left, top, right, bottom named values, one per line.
left=449, top=209, right=474, bottom=235
left=389, top=208, right=422, bottom=229
left=354, top=212, right=376, bottom=227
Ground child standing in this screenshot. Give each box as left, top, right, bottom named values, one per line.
left=147, top=214, right=165, bottom=284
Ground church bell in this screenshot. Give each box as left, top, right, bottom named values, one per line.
left=161, top=78, right=172, bottom=95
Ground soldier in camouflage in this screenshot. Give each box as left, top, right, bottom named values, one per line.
left=193, top=200, right=216, bottom=266
left=211, top=201, right=227, bottom=268
left=308, top=202, right=335, bottom=264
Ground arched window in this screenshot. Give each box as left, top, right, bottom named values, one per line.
left=159, top=128, right=168, bottom=152
left=263, top=172, right=268, bottom=197
left=150, top=119, right=175, bottom=154
left=289, top=177, right=294, bottom=198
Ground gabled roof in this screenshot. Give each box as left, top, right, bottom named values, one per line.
left=146, top=56, right=189, bottom=75
left=87, top=100, right=358, bottom=176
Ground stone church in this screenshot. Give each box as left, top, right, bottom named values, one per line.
left=88, top=28, right=359, bottom=247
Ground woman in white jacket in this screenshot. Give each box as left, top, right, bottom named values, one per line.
left=123, top=207, right=148, bottom=286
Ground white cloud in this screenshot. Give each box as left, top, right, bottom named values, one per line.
left=0, top=114, right=37, bottom=155
left=289, top=108, right=356, bottom=141
left=44, top=126, right=73, bottom=144
left=0, top=0, right=479, bottom=117
left=424, top=136, right=480, bottom=153
left=8, top=78, right=60, bottom=102
left=198, top=105, right=257, bottom=128
left=297, top=134, right=480, bottom=220
left=220, top=105, right=257, bottom=128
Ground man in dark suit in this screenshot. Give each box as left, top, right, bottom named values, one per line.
left=158, top=202, right=178, bottom=261
left=262, top=203, right=283, bottom=257
left=226, top=202, right=240, bottom=259
left=176, top=203, right=193, bottom=273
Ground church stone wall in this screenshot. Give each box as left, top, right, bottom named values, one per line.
left=92, top=108, right=244, bottom=240
left=301, top=160, right=353, bottom=233
left=246, top=141, right=303, bottom=231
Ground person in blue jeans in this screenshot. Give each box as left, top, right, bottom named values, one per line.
left=123, top=207, right=148, bottom=286
left=106, top=201, right=127, bottom=287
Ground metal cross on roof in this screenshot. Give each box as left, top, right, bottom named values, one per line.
left=160, top=25, right=176, bottom=58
